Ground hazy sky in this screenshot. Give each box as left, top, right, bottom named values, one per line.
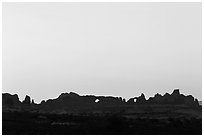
left=3, top=2, right=202, bottom=103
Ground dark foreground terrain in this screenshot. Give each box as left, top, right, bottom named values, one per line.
left=2, top=89, right=202, bottom=135
left=3, top=109, right=202, bottom=135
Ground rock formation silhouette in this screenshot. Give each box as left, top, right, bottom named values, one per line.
left=2, top=93, right=21, bottom=107
left=2, top=89, right=202, bottom=135
left=136, top=93, right=146, bottom=104
left=2, top=89, right=201, bottom=111
left=22, top=95, right=31, bottom=105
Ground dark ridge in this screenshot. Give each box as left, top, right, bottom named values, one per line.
left=2, top=89, right=200, bottom=111
left=2, top=89, right=202, bottom=135
left=2, top=93, right=21, bottom=107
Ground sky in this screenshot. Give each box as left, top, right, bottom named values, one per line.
left=2, top=2, right=202, bottom=103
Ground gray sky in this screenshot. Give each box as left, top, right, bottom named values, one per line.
left=3, top=2, right=202, bottom=103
